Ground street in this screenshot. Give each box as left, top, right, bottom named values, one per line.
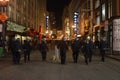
left=0, top=49, right=120, bottom=80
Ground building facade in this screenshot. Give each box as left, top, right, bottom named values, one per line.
left=66, top=0, right=120, bottom=53
left=62, top=6, right=70, bottom=40
left=6, top=0, right=46, bottom=35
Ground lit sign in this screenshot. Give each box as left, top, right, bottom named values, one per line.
left=7, top=21, right=26, bottom=33
left=73, top=12, right=79, bottom=34
left=113, top=18, right=120, bottom=51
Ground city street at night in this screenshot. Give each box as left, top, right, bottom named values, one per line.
left=0, top=0, right=120, bottom=80
left=0, top=50, right=120, bottom=80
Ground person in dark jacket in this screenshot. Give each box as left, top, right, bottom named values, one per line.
left=39, top=39, right=48, bottom=61
left=15, top=38, right=22, bottom=64
left=99, top=38, right=106, bottom=62
left=23, top=39, right=31, bottom=63
left=71, top=38, right=81, bottom=63
left=10, top=38, right=22, bottom=64
left=83, top=38, right=94, bottom=64
left=57, top=37, right=68, bottom=64
left=9, top=36, right=16, bottom=64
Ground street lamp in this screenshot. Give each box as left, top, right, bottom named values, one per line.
left=0, top=0, right=9, bottom=56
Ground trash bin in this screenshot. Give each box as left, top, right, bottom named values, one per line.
left=0, top=47, right=3, bottom=58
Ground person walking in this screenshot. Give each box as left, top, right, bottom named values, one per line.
left=99, top=37, right=106, bottom=62
left=57, top=37, right=68, bottom=64
left=39, top=39, right=48, bottom=61
left=10, top=38, right=22, bottom=64
left=71, top=38, right=81, bottom=63
left=14, top=38, right=22, bottom=64
left=9, top=35, right=17, bottom=64
left=82, top=38, right=94, bottom=65
left=23, top=39, right=31, bottom=63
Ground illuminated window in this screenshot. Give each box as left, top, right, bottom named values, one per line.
left=96, top=12, right=100, bottom=24
left=102, top=3, right=106, bottom=21
left=96, top=16, right=100, bottom=24
left=108, top=0, right=112, bottom=18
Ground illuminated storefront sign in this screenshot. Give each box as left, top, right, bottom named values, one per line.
left=113, top=18, right=120, bottom=51
left=46, top=16, right=49, bottom=29
left=73, top=12, right=79, bottom=34
left=7, top=21, right=26, bottom=33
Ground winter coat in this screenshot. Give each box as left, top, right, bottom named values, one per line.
left=99, top=40, right=106, bottom=52
left=57, top=40, right=68, bottom=55
left=23, top=40, right=31, bottom=52
left=82, top=40, right=94, bottom=56
left=39, top=41, right=48, bottom=53
left=71, top=40, right=81, bottom=53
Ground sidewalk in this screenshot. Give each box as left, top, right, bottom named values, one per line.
left=94, top=48, right=120, bottom=61
left=107, top=54, right=120, bottom=61
left=105, top=49, right=120, bottom=61
left=0, top=53, right=12, bottom=69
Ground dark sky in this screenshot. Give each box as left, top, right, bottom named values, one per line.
left=47, top=0, right=71, bottom=29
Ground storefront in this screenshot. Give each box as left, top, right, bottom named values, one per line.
left=112, top=17, right=120, bottom=54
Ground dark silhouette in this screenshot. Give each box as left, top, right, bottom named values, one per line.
left=23, top=39, right=31, bottom=63
left=71, top=38, right=81, bottom=63
left=99, top=38, right=106, bottom=62
left=10, top=37, right=22, bottom=64
left=39, top=39, right=48, bottom=61
left=57, top=37, right=68, bottom=64
left=82, top=39, right=94, bottom=64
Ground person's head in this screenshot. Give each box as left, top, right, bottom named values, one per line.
left=24, top=40, right=27, bottom=43
left=75, top=37, right=79, bottom=41
left=16, top=38, right=20, bottom=41
left=26, top=38, right=29, bottom=41
left=42, top=38, right=46, bottom=43
left=102, top=37, right=106, bottom=41
left=62, top=37, right=66, bottom=41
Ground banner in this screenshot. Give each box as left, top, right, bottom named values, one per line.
left=113, top=18, right=120, bottom=51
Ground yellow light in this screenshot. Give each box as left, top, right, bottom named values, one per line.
left=45, top=30, right=48, bottom=34
left=0, top=0, right=9, bottom=1
left=0, top=0, right=10, bottom=5
left=77, top=34, right=81, bottom=37
left=72, top=25, right=76, bottom=28
left=87, top=36, right=90, bottom=40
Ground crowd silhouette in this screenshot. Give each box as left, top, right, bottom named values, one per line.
left=8, top=35, right=107, bottom=65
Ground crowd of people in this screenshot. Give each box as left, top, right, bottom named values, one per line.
left=8, top=35, right=107, bottom=65
left=8, top=36, right=32, bottom=64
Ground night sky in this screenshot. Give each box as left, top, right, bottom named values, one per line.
left=47, top=0, right=71, bottom=29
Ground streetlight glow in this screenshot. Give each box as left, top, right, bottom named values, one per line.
left=0, top=0, right=9, bottom=5
left=0, top=0, right=9, bottom=1
left=72, top=25, right=76, bottom=28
